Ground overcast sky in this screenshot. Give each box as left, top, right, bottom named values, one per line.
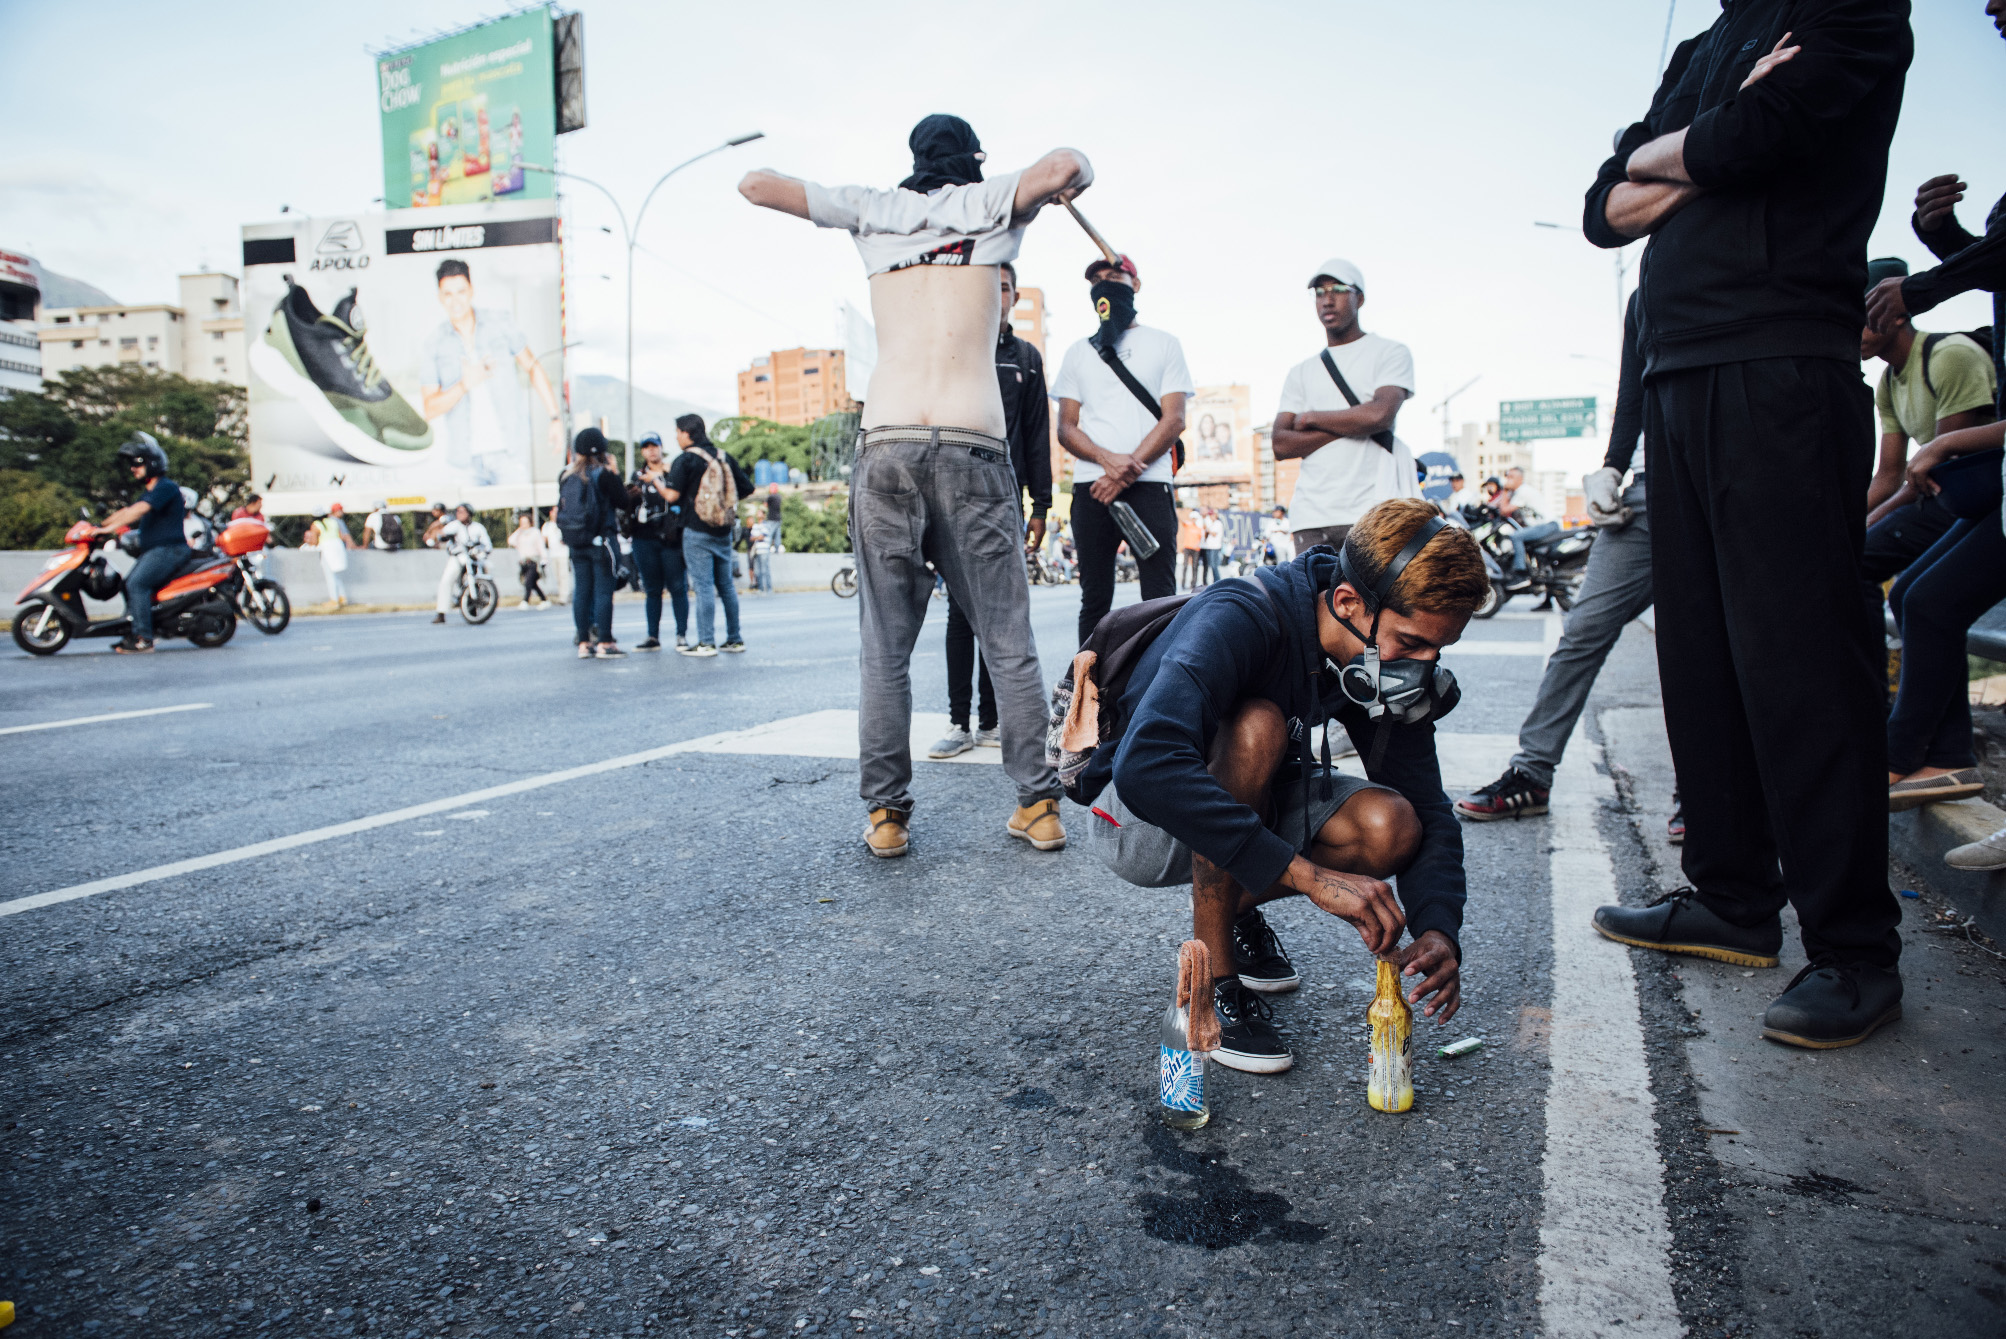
left=6, top=0, right=2001, bottom=476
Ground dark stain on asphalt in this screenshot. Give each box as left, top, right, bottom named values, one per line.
left=1003, top=1086, right=1057, bottom=1110
left=1787, top=1169, right=1875, bottom=1203
left=1132, top=1121, right=1327, bottom=1249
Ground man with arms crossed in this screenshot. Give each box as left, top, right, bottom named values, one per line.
left=739, top=114, right=1088, bottom=859
left=1583, top=3, right=1912, bottom=1047
left=1055, top=254, right=1192, bottom=644
left=1271, top=260, right=1415, bottom=554
left=1080, top=499, right=1484, bottom=1070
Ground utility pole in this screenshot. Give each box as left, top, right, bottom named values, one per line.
left=525, top=131, right=764, bottom=477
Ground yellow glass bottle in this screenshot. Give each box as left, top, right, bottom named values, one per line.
left=1367, top=957, right=1414, bottom=1112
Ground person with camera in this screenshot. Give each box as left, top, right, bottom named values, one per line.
left=627, top=431, right=690, bottom=650
left=660, top=414, right=754, bottom=657
left=1075, top=498, right=1487, bottom=1071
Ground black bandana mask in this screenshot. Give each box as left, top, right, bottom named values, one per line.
left=899, top=114, right=985, bottom=194
left=1091, top=280, right=1136, bottom=350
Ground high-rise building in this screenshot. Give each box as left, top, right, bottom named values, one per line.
left=0, top=248, right=40, bottom=394
left=736, top=346, right=856, bottom=425
left=36, top=270, right=246, bottom=387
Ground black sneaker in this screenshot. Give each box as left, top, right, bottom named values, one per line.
left=1592, top=888, right=1782, bottom=968
left=1455, top=767, right=1550, bottom=821
left=1232, top=909, right=1300, bottom=993
left=1761, top=961, right=1902, bottom=1049
left=1211, top=979, right=1294, bottom=1074
left=721, top=640, right=747, bottom=654
left=636, top=637, right=662, bottom=651
left=114, top=637, right=155, bottom=654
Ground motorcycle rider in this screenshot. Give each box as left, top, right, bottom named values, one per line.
left=96, top=432, right=191, bottom=654
left=430, top=502, right=493, bottom=624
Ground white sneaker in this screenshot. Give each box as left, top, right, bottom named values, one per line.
left=974, top=726, right=1001, bottom=749
left=1946, top=824, right=2006, bottom=871
left=927, top=725, right=974, bottom=759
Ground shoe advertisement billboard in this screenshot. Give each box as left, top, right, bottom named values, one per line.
left=377, top=9, right=557, bottom=210
left=240, top=200, right=566, bottom=517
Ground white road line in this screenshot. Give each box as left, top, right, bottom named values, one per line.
left=0, top=703, right=213, bottom=737
left=1538, top=721, right=1683, bottom=1338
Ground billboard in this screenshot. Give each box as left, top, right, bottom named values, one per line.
left=1180, top=385, right=1253, bottom=484
left=241, top=200, right=566, bottom=516
left=377, top=10, right=557, bottom=210
left=1499, top=396, right=1597, bottom=442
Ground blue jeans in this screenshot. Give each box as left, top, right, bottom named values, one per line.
left=1508, top=520, right=1561, bottom=576
left=631, top=535, right=688, bottom=640
left=1886, top=509, right=2006, bottom=773
left=569, top=543, right=616, bottom=644
left=683, top=530, right=740, bottom=645
left=125, top=544, right=191, bottom=641
left=752, top=552, right=773, bottom=592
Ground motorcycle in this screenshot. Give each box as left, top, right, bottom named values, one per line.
left=1457, top=504, right=1594, bottom=618
left=831, top=559, right=858, bottom=598
left=449, top=548, right=500, bottom=624
left=12, top=513, right=268, bottom=656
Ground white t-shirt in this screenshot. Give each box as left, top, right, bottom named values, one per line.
left=1275, top=333, right=1417, bottom=529
left=1052, top=326, right=1196, bottom=486
left=508, top=526, right=545, bottom=560
left=438, top=519, right=492, bottom=556
left=1506, top=486, right=1554, bottom=524
left=1200, top=516, right=1225, bottom=550
left=805, top=173, right=1028, bottom=278
left=363, top=509, right=391, bottom=548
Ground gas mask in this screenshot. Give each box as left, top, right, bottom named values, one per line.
left=1324, top=517, right=1460, bottom=725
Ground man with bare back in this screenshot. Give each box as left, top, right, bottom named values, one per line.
left=739, top=114, right=1092, bottom=860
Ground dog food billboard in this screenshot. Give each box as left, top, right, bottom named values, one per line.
left=376, top=9, right=558, bottom=211
left=239, top=201, right=565, bottom=516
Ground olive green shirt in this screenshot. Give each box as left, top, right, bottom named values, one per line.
left=1875, top=332, right=1996, bottom=444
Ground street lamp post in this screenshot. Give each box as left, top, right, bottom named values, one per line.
left=526, top=131, right=765, bottom=477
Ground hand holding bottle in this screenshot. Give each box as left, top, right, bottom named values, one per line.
left=1396, top=929, right=1462, bottom=1022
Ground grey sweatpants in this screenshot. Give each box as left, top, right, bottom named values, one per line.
left=850, top=425, right=1061, bottom=813
left=1509, top=478, right=1653, bottom=787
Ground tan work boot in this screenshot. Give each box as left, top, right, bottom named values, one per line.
left=864, top=807, right=910, bottom=859
left=1008, top=798, right=1067, bottom=851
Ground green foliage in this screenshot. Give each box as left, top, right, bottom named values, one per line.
left=0, top=470, right=87, bottom=550
left=775, top=491, right=849, bottom=554
left=0, top=366, right=249, bottom=519
left=712, top=416, right=812, bottom=479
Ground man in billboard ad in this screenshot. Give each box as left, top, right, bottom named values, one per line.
left=241, top=201, right=563, bottom=515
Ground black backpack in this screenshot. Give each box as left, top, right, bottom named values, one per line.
left=378, top=513, right=404, bottom=551
left=557, top=465, right=609, bottom=546
left=1047, top=592, right=1197, bottom=800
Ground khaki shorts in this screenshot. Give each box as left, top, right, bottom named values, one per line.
left=1086, top=770, right=1392, bottom=888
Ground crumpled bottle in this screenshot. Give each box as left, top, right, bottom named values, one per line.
left=1367, top=956, right=1414, bottom=1113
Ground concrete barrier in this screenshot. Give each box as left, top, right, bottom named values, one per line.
left=1891, top=797, right=2006, bottom=940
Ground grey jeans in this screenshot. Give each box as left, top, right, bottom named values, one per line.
left=1509, top=478, right=1652, bottom=787
left=850, top=425, right=1061, bottom=813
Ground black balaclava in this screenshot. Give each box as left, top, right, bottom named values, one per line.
left=899, top=114, right=984, bottom=193
left=1091, top=281, right=1136, bottom=352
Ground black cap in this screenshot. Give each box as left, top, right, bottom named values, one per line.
left=1866, top=256, right=1909, bottom=294
left=573, top=426, right=609, bottom=458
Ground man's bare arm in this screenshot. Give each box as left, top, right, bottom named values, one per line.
left=1603, top=180, right=1704, bottom=239
left=1055, top=399, right=1106, bottom=467
left=1270, top=387, right=1407, bottom=460
left=1012, top=149, right=1093, bottom=222
left=1866, top=431, right=1909, bottom=512
left=1627, top=127, right=1692, bottom=185
left=1130, top=392, right=1186, bottom=468
left=738, top=170, right=811, bottom=219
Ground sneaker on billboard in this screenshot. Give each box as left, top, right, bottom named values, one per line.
left=249, top=275, right=434, bottom=467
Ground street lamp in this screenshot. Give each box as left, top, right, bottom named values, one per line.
left=526, top=130, right=766, bottom=476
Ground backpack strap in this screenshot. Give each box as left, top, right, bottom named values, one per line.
left=1319, top=350, right=1396, bottom=452
left=1922, top=332, right=1944, bottom=400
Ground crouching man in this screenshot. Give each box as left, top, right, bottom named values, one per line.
left=1072, top=498, right=1489, bottom=1072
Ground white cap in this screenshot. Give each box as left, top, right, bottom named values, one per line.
left=1307, top=257, right=1365, bottom=293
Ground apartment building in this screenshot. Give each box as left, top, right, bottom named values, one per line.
left=36, top=271, right=245, bottom=386
left=736, top=346, right=856, bottom=426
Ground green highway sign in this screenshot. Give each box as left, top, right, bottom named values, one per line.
left=1499, top=397, right=1597, bottom=442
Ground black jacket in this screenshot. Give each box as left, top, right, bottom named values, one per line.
left=1085, top=551, right=1466, bottom=950
left=996, top=326, right=1053, bottom=519
left=1604, top=290, right=1646, bottom=474
left=1908, top=192, right=2006, bottom=417
left=1584, top=0, right=1912, bottom=377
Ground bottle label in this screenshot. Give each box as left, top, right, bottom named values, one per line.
left=1159, top=1046, right=1205, bottom=1112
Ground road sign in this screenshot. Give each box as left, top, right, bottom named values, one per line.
left=1499, top=397, right=1597, bottom=442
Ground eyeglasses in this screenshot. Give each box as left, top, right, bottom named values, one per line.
left=1312, top=282, right=1357, bottom=298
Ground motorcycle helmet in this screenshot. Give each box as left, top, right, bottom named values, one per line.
left=81, top=556, right=123, bottom=601
left=453, top=501, right=474, bottom=518
left=115, top=431, right=169, bottom=480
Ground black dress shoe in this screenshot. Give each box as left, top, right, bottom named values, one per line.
left=1762, top=961, right=1902, bottom=1049
left=1592, top=889, right=1782, bottom=967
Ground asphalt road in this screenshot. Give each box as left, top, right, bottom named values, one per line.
left=2, top=580, right=2000, bottom=1338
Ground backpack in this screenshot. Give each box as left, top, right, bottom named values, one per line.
left=378, top=512, right=404, bottom=550
left=557, top=465, right=609, bottom=546
left=1046, top=592, right=1197, bottom=800
left=692, top=446, right=739, bottom=528
left=1921, top=328, right=1996, bottom=399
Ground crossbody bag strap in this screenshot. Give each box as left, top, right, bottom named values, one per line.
left=1096, top=339, right=1185, bottom=475
left=1320, top=349, right=1396, bottom=452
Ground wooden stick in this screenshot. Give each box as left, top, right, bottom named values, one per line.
left=1063, top=201, right=1121, bottom=268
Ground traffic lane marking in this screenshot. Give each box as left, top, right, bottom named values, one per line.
left=0, top=703, right=213, bottom=737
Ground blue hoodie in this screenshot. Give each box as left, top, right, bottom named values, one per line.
left=1081, top=549, right=1465, bottom=950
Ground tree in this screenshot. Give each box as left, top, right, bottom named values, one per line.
left=0, top=366, right=249, bottom=517
left=0, top=470, right=86, bottom=549
left=712, top=416, right=812, bottom=479
left=774, top=492, right=849, bottom=553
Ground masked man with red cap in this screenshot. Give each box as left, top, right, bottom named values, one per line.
left=739, top=115, right=1092, bottom=861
